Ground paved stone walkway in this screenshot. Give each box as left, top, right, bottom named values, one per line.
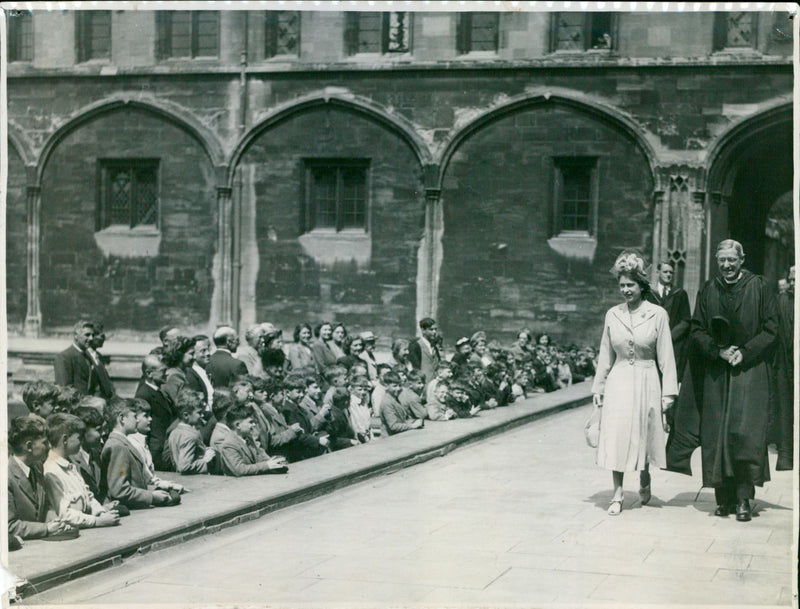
left=25, top=404, right=794, bottom=607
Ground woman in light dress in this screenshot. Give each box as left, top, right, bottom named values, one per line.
left=592, top=252, right=678, bottom=515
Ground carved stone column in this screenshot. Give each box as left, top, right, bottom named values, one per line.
left=24, top=184, right=42, bottom=337
left=416, top=187, right=444, bottom=325
left=215, top=185, right=234, bottom=329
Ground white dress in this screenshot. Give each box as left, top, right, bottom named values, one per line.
left=591, top=301, right=678, bottom=471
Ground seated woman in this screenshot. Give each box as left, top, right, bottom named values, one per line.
left=161, top=337, right=195, bottom=404
left=285, top=323, right=317, bottom=374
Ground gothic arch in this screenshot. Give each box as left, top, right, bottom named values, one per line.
left=228, top=90, right=433, bottom=188
left=705, top=99, right=792, bottom=197
left=436, top=87, right=659, bottom=189
left=35, top=95, right=225, bottom=184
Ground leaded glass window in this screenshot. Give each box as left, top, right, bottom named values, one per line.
left=304, top=161, right=369, bottom=232
left=344, top=12, right=411, bottom=55
left=553, top=13, right=615, bottom=51
left=76, top=11, right=111, bottom=62
left=156, top=11, right=219, bottom=59
left=98, top=160, right=160, bottom=230
left=7, top=11, right=33, bottom=62
left=265, top=11, right=300, bottom=57
left=456, top=12, right=499, bottom=54
left=553, top=158, right=598, bottom=235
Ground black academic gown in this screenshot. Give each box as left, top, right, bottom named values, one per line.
left=666, top=270, right=778, bottom=488
left=647, top=285, right=692, bottom=380
left=770, top=290, right=794, bottom=468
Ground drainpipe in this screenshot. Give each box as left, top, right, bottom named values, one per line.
left=232, top=12, right=248, bottom=332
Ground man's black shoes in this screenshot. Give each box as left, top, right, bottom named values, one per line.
left=714, top=504, right=734, bottom=517
left=735, top=499, right=752, bottom=522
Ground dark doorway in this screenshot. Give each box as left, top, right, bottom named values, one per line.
left=726, top=123, right=792, bottom=287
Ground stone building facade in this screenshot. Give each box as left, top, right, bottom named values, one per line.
left=4, top=8, right=794, bottom=345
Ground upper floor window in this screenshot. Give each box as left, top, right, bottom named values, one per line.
left=264, top=11, right=300, bottom=58
left=75, top=11, right=111, bottom=62
left=156, top=11, right=219, bottom=59
left=7, top=11, right=33, bottom=62
left=456, top=12, right=499, bottom=54
left=303, top=160, right=369, bottom=232
left=552, top=12, right=615, bottom=52
left=713, top=12, right=758, bottom=51
left=98, top=159, right=160, bottom=230
left=552, top=157, right=598, bottom=235
left=344, top=12, right=411, bottom=55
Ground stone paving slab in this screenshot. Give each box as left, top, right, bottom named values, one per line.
left=7, top=381, right=592, bottom=597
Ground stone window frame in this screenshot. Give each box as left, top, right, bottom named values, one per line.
left=344, top=12, right=413, bottom=57
left=456, top=12, right=500, bottom=55
left=7, top=10, right=34, bottom=62
left=156, top=11, right=220, bottom=60
left=549, top=12, right=618, bottom=53
left=264, top=10, right=301, bottom=59
left=301, top=159, right=371, bottom=234
left=551, top=157, right=599, bottom=237
left=96, top=158, right=161, bottom=232
left=75, top=11, right=112, bottom=63
left=712, top=12, right=759, bottom=52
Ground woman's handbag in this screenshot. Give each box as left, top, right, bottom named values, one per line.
left=584, top=404, right=601, bottom=448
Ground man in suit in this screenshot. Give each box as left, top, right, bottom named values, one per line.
left=647, top=261, right=692, bottom=380
left=207, top=327, right=248, bottom=388
left=8, top=415, right=71, bottom=542
left=407, top=317, right=441, bottom=384
left=185, top=335, right=214, bottom=411
left=53, top=320, right=98, bottom=395
left=86, top=321, right=116, bottom=399
left=134, top=354, right=177, bottom=471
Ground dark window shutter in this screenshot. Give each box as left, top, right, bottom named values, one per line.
left=344, top=12, right=360, bottom=56
left=156, top=11, right=170, bottom=59
left=712, top=12, right=727, bottom=51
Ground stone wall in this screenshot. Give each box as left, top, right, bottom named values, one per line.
left=239, top=106, right=425, bottom=339
left=6, top=145, right=28, bottom=331
left=439, top=102, right=653, bottom=344
left=38, top=108, right=216, bottom=332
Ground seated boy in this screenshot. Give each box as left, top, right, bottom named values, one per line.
left=426, top=381, right=457, bottom=421
left=380, top=372, right=424, bottom=435
left=218, top=405, right=289, bottom=476
left=43, top=413, right=120, bottom=529
left=346, top=375, right=373, bottom=442
left=100, top=398, right=178, bottom=509
left=127, top=399, right=185, bottom=499
left=9, top=415, right=71, bottom=541
left=299, top=375, right=330, bottom=432
left=22, top=380, right=59, bottom=419
left=398, top=370, right=428, bottom=420
left=425, top=361, right=454, bottom=406
left=447, top=381, right=481, bottom=418
left=167, top=390, right=216, bottom=475
left=318, top=388, right=359, bottom=450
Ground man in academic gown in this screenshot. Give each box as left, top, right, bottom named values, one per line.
left=647, top=260, right=692, bottom=380
left=667, top=240, right=778, bottom=522
left=770, top=265, right=794, bottom=471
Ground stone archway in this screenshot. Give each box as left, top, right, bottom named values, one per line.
left=705, top=103, right=792, bottom=283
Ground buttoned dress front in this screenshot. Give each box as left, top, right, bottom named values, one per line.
left=591, top=301, right=678, bottom=472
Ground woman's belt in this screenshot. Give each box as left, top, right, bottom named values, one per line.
left=614, top=358, right=656, bottom=368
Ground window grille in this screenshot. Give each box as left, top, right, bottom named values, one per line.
left=98, top=160, right=160, bottom=230
left=7, top=11, right=33, bottom=62
left=76, top=11, right=111, bottom=62
left=304, top=161, right=369, bottom=232
left=552, top=158, right=598, bottom=235
left=265, top=11, right=300, bottom=57
left=157, top=11, right=219, bottom=59
left=457, top=12, right=500, bottom=54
